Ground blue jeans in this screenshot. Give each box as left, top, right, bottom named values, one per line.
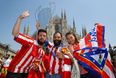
left=45, top=73, right=61, bottom=78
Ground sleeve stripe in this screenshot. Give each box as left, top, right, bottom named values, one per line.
left=18, top=35, right=34, bottom=43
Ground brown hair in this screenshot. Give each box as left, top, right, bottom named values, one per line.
left=65, top=31, right=79, bottom=44
left=38, top=29, right=47, bottom=35
left=53, top=31, right=62, bottom=37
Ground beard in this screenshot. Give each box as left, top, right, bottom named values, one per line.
left=53, top=40, right=62, bottom=47
left=37, top=39, right=45, bottom=45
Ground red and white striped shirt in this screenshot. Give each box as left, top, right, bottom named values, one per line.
left=8, top=33, right=44, bottom=73
left=62, top=55, right=72, bottom=78
left=49, top=46, right=62, bottom=75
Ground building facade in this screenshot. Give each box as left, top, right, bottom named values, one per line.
left=0, top=42, right=16, bottom=58
left=46, top=11, right=80, bottom=44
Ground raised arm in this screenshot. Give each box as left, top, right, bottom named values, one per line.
left=36, top=20, right=41, bottom=30
left=12, top=11, right=29, bottom=37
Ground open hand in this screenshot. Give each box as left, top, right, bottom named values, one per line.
left=19, top=11, right=30, bottom=20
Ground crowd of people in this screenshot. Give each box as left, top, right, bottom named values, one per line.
left=0, top=11, right=115, bottom=78
left=0, top=54, right=14, bottom=78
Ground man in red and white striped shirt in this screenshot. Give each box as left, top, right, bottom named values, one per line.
left=45, top=32, right=63, bottom=78
left=6, top=11, right=49, bottom=78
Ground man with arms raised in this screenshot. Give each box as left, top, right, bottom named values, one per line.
left=6, top=11, right=51, bottom=78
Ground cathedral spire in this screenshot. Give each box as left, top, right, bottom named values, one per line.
left=23, top=26, right=27, bottom=35
left=64, top=10, right=66, bottom=20
left=61, top=10, right=63, bottom=19
left=73, top=18, right=75, bottom=27
left=26, top=24, right=30, bottom=35
left=82, top=26, right=87, bottom=38
left=73, top=19, right=76, bottom=33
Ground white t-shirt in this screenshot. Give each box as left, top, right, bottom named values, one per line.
left=3, top=59, right=11, bottom=67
